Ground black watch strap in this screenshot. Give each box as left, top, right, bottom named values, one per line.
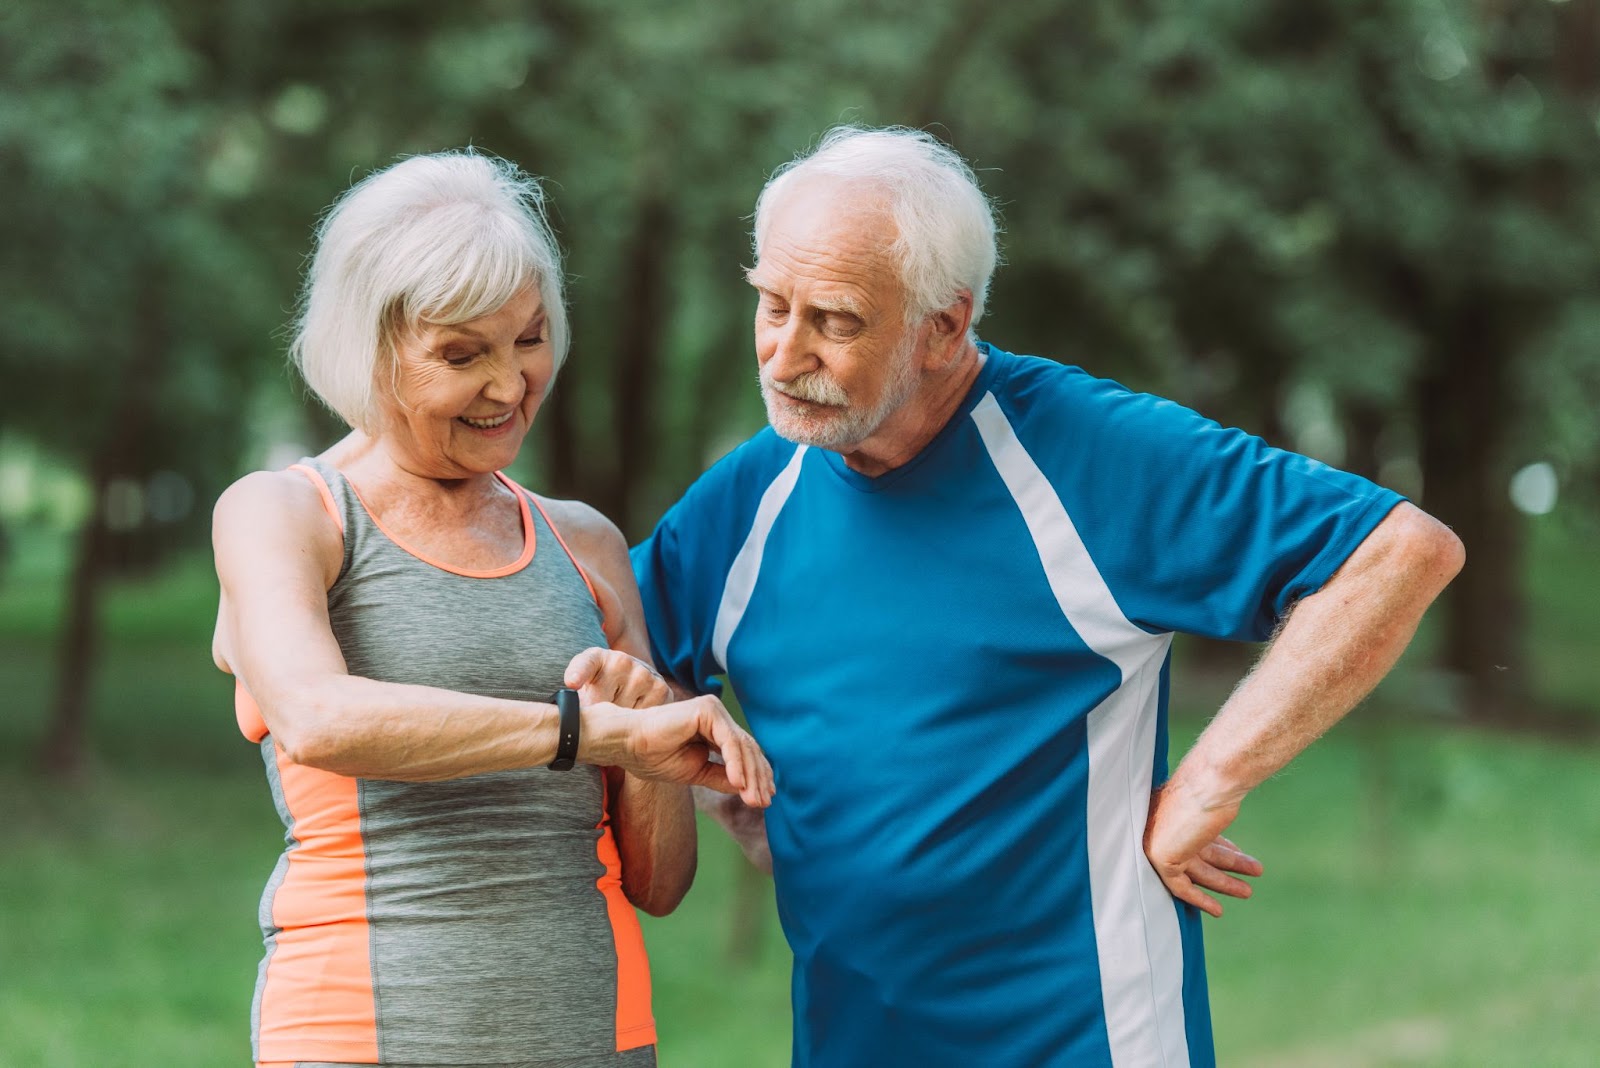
left=548, top=688, right=580, bottom=771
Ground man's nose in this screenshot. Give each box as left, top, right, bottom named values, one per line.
left=762, top=317, right=817, bottom=382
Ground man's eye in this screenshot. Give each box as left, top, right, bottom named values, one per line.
left=765, top=305, right=789, bottom=321
left=823, top=314, right=862, bottom=338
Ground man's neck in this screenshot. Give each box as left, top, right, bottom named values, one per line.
left=839, top=341, right=984, bottom=477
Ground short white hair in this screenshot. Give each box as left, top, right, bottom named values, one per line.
left=753, top=126, right=1000, bottom=330
left=291, top=150, right=569, bottom=432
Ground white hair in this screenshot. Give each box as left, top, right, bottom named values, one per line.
left=752, top=126, right=1001, bottom=330
left=291, top=150, right=569, bottom=432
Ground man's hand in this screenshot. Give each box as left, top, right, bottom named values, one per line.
left=583, top=694, right=774, bottom=810
left=1144, top=778, right=1263, bottom=918
left=566, top=647, right=672, bottom=710
left=695, top=785, right=773, bottom=875
left=1147, top=504, right=1459, bottom=916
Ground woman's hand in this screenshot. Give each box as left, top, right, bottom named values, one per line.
left=565, top=647, right=671, bottom=709
left=581, top=694, right=774, bottom=810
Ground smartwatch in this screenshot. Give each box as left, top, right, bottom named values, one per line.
left=548, top=687, right=580, bottom=771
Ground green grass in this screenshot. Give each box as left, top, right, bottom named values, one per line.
left=0, top=769, right=274, bottom=1068
left=1205, top=722, right=1600, bottom=1065
left=1, top=520, right=1597, bottom=1066
left=3, top=685, right=1595, bottom=1066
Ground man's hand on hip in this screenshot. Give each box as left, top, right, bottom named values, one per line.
left=1144, top=775, right=1263, bottom=918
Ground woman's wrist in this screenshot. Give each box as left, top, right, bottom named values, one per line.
left=574, top=702, right=631, bottom=768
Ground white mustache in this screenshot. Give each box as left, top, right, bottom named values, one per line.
left=763, top=369, right=849, bottom=407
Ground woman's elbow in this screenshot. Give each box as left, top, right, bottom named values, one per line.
left=633, top=885, right=692, bottom=919
left=263, top=687, right=345, bottom=769
left=626, top=856, right=697, bottom=917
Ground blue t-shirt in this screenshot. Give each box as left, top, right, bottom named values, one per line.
left=632, top=344, right=1402, bottom=1067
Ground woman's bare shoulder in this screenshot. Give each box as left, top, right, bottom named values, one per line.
left=212, top=468, right=343, bottom=581
left=533, top=495, right=624, bottom=549
left=214, top=468, right=323, bottom=525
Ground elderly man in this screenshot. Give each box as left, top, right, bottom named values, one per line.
left=630, top=126, right=1463, bottom=1067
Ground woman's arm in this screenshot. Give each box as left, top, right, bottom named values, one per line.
left=543, top=497, right=760, bottom=916
left=212, top=470, right=767, bottom=791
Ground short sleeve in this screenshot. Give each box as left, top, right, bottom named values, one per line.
left=631, top=504, right=727, bottom=697
left=1004, top=367, right=1404, bottom=642
left=630, top=430, right=803, bottom=695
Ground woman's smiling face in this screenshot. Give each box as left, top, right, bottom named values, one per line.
left=377, top=286, right=554, bottom=478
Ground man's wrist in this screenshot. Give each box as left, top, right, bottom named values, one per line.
left=1167, top=751, right=1252, bottom=810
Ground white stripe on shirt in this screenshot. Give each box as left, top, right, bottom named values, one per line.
left=711, top=444, right=808, bottom=674
left=972, top=391, right=1189, bottom=1068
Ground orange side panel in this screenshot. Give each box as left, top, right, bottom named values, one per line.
left=255, top=744, right=380, bottom=1064
left=235, top=679, right=269, bottom=743
left=596, top=788, right=657, bottom=1051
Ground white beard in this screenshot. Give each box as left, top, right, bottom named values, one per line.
left=760, top=335, right=921, bottom=450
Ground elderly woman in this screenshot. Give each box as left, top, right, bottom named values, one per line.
left=211, top=151, right=772, bottom=1068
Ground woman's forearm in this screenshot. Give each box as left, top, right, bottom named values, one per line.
left=261, top=673, right=631, bottom=781
left=611, top=773, right=697, bottom=916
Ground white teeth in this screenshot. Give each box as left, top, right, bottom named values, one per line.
left=460, top=412, right=513, bottom=429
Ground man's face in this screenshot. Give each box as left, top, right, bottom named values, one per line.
left=747, top=180, right=926, bottom=451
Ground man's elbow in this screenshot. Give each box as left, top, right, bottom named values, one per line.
left=1397, top=504, right=1465, bottom=594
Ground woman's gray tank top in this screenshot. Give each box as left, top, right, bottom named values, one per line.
left=250, top=457, right=656, bottom=1067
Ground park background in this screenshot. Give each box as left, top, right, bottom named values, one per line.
left=3, top=0, right=1598, bottom=1064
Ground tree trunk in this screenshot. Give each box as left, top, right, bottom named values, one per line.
left=1554, top=0, right=1600, bottom=99
left=1414, top=294, right=1524, bottom=720
left=683, top=303, right=756, bottom=478
left=39, top=465, right=114, bottom=776
left=542, top=354, right=581, bottom=499
left=39, top=270, right=167, bottom=776
left=1342, top=397, right=1388, bottom=482
left=604, top=192, right=674, bottom=538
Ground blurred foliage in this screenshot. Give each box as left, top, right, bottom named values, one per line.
left=2, top=0, right=1599, bottom=758
left=3, top=0, right=1594, bottom=512
left=2, top=4, right=1597, bottom=1058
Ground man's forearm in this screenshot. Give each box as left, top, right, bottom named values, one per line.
left=1173, top=503, right=1464, bottom=803
left=659, top=679, right=775, bottom=874
left=1145, top=504, right=1463, bottom=916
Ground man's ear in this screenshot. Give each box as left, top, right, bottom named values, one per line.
left=924, top=290, right=974, bottom=369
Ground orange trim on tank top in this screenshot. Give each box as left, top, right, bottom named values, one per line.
left=342, top=469, right=537, bottom=578
left=517, top=488, right=602, bottom=606
left=287, top=463, right=346, bottom=535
